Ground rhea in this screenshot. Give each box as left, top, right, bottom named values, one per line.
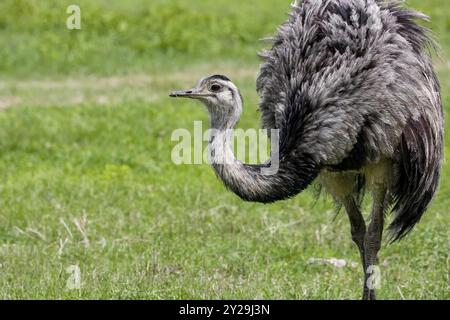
left=170, top=0, right=443, bottom=300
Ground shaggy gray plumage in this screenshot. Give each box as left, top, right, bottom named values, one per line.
left=170, top=0, right=443, bottom=300
left=257, top=0, right=443, bottom=241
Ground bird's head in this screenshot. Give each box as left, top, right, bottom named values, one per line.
left=170, top=75, right=243, bottom=128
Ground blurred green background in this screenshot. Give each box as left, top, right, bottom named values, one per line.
left=1, top=0, right=288, bottom=77
left=2, top=0, right=448, bottom=78
left=0, top=0, right=448, bottom=299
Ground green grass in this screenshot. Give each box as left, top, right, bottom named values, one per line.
left=1, top=0, right=449, bottom=78
left=0, top=0, right=287, bottom=78
left=0, top=0, right=449, bottom=299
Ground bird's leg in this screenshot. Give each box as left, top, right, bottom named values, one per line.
left=362, top=185, right=387, bottom=300
left=342, top=195, right=366, bottom=272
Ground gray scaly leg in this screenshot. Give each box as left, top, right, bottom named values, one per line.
left=362, top=186, right=387, bottom=300
left=343, top=195, right=367, bottom=273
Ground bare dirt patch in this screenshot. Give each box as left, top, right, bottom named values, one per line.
left=0, top=96, right=20, bottom=109
left=0, top=64, right=258, bottom=109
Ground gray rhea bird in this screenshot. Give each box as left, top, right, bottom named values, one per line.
left=170, top=0, right=443, bottom=300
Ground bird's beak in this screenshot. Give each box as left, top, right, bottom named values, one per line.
left=169, top=88, right=210, bottom=99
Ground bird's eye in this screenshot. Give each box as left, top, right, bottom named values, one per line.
left=209, top=84, right=222, bottom=92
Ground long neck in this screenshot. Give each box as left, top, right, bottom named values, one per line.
left=207, top=103, right=318, bottom=204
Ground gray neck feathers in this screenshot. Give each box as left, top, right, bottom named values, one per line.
left=207, top=100, right=271, bottom=201
left=206, top=99, right=319, bottom=204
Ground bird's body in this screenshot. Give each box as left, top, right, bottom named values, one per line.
left=257, top=0, right=443, bottom=240
left=170, top=0, right=443, bottom=300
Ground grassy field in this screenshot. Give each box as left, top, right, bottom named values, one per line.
left=0, top=0, right=448, bottom=299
